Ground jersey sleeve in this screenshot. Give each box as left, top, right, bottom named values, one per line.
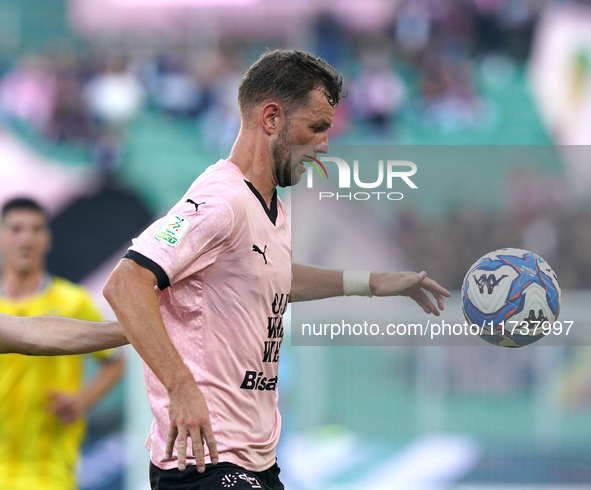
left=126, top=194, right=234, bottom=289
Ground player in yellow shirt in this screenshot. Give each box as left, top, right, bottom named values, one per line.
left=0, top=198, right=125, bottom=490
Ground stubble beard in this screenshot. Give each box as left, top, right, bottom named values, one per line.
left=272, top=121, right=299, bottom=188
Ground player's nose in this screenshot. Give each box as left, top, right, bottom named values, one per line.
left=312, top=128, right=329, bottom=155
left=313, top=138, right=329, bottom=155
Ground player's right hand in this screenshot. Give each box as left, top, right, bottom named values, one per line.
left=369, top=270, right=451, bottom=316
left=166, top=380, right=219, bottom=473
left=47, top=391, right=84, bottom=424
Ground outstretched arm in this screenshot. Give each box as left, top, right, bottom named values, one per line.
left=290, top=264, right=451, bottom=316
left=0, top=314, right=128, bottom=355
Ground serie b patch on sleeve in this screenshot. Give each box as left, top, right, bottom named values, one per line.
left=154, top=214, right=191, bottom=247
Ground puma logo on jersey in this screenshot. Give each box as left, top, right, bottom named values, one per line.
left=186, top=199, right=205, bottom=211
left=252, top=244, right=267, bottom=264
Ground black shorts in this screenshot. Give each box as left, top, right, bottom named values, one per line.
left=150, top=461, right=285, bottom=490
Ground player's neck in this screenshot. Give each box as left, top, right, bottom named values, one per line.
left=1, top=268, right=47, bottom=300
left=229, top=129, right=276, bottom=207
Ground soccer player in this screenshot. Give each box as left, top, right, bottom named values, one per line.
left=0, top=51, right=450, bottom=490
left=0, top=198, right=125, bottom=490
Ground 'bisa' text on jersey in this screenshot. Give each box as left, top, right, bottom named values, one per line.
left=240, top=292, right=288, bottom=392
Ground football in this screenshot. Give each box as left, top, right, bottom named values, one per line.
left=461, top=248, right=561, bottom=348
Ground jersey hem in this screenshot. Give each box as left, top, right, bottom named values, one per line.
left=148, top=453, right=277, bottom=473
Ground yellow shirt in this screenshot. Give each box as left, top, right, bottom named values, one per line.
left=0, top=276, right=113, bottom=490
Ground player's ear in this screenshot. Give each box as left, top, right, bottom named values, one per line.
left=260, top=102, right=283, bottom=135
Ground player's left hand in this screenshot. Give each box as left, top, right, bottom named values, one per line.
left=47, top=391, right=85, bottom=424
left=369, top=271, right=451, bottom=316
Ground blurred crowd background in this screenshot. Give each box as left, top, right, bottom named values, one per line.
left=2, top=0, right=591, bottom=289
left=1, top=0, right=591, bottom=489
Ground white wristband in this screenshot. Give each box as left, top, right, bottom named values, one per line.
left=343, top=270, right=373, bottom=297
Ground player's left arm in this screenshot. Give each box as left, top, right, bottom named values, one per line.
left=48, top=354, right=125, bottom=424
left=290, top=263, right=451, bottom=316
left=0, top=314, right=128, bottom=355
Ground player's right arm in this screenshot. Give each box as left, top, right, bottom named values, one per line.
left=103, top=258, right=218, bottom=473
left=0, top=313, right=127, bottom=355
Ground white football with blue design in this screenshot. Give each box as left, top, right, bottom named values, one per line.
left=461, top=248, right=561, bottom=348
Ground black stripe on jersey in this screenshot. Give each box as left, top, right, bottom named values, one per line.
left=244, top=180, right=278, bottom=226
left=123, top=250, right=171, bottom=290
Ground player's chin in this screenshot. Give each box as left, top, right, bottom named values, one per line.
left=280, top=168, right=304, bottom=188
left=15, top=260, right=36, bottom=274
left=293, top=163, right=307, bottom=183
